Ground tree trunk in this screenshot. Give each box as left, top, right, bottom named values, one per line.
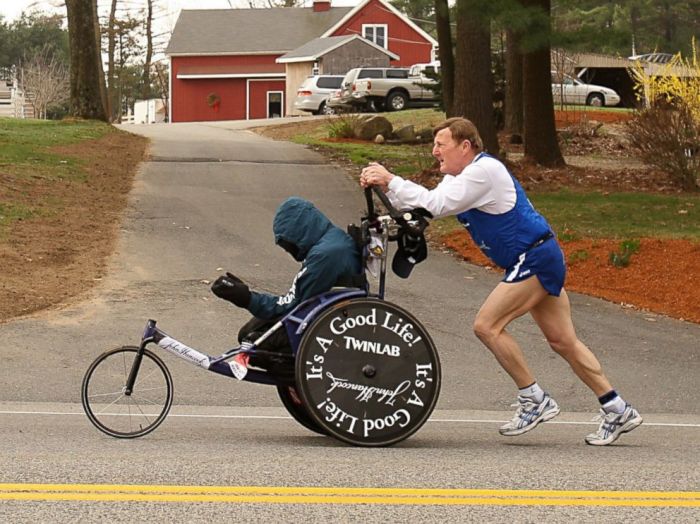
left=107, top=0, right=117, bottom=121
left=505, top=29, right=523, bottom=143
left=521, top=0, right=564, bottom=166
left=142, top=0, right=153, bottom=99
left=434, top=0, right=454, bottom=116
left=65, top=0, right=108, bottom=121
left=453, top=0, right=499, bottom=155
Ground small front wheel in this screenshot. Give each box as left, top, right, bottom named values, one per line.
left=81, top=346, right=173, bottom=438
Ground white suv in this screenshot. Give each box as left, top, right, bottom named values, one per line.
left=293, top=75, right=345, bottom=115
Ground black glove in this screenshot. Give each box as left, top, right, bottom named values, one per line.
left=211, top=272, right=251, bottom=308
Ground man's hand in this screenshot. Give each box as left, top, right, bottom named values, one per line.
left=360, top=162, right=394, bottom=189
left=211, top=272, right=251, bottom=308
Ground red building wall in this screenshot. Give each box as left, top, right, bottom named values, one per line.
left=248, top=80, right=286, bottom=119
left=330, top=0, right=433, bottom=67
left=170, top=55, right=284, bottom=122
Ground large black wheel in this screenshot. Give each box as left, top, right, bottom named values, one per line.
left=277, top=385, right=328, bottom=436
left=295, top=298, right=441, bottom=447
left=81, top=346, right=173, bottom=438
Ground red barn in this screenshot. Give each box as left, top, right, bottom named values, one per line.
left=165, top=0, right=437, bottom=123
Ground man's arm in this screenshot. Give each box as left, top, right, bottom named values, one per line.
left=362, top=163, right=494, bottom=218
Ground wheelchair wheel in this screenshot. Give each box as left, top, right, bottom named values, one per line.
left=295, top=297, right=441, bottom=447
left=81, top=346, right=173, bottom=438
left=277, top=385, right=328, bottom=436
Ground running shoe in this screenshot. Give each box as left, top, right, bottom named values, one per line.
left=499, top=394, right=561, bottom=436
left=585, top=404, right=643, bottom=446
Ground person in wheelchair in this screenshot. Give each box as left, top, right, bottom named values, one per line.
left=210, top=196, right=363, bottom=378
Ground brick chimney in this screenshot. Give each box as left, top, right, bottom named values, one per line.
left=313, top=0, right=331, bottom=12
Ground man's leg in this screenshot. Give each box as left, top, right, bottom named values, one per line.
left=530, top=288, right=643, bottom=445
left=529, top=289, right=612, bottom=396
left=474, top=277, right=549, bottom=387
left=474, top=277, right=560, bottom=436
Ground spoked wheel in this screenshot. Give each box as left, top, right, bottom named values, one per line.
left=295, top=298, right=441, bottom=447
left=277, top=385, right=328, bottom=436
left=81, top=346, right=173, bottom=438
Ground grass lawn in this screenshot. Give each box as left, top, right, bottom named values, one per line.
left=0, top=118, right=116, bottom=234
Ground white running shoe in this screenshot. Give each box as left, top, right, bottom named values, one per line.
left=499, top=394, right=561, bottom=436
left=585, top=404, right=643, bottom=446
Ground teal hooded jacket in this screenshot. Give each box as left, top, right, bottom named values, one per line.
left=247, top=197, right=362, bottom=320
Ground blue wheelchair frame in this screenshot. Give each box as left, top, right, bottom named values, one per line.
left=138, top=287, right=368, bottom=387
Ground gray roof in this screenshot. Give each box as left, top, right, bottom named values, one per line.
left=166, top=8, right=353, bottom=55
left=278, top=35, right=400, bottom=62
left=279, top=35, right=356, bottom=60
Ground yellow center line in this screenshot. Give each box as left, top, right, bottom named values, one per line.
left=0, top=484, right=698, bottom=507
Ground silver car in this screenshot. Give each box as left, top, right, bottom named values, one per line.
left=293, top=75, right=345, bottom=115
left=551, top=73, right=621, bottom=107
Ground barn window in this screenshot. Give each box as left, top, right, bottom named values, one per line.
left=362, top=24, right=388, bottom=48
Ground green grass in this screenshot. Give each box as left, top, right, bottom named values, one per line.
left=0, top=119, right=113, bottom=182
left=0, top=202, right=37, bottom=229
left=555, top=105, right=634, bottom=114
left=0, top=117, right=110, bottom=145
left=530, top=191, right=700, bottom=239
left=0, top=118, right=114, bottom=232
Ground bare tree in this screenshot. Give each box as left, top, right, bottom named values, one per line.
left=65, top=0, right=108, bottom=120
left=20, top=44, right=69, bottom=119
left=106, top=0, right=118, bottom=120
left=551, top=47, right=575, bottom=112
left=102, top=8, right=141, bottom=122
left=153, top=60, right=168, bottom=119
left=142, top=0, right=153, bottom=98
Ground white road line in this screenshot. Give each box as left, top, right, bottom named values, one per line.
left=0, top=410, right=698, bottom=428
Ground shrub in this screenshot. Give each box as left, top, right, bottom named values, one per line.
left=325, top=112, right=362, bottom=139
left=609, top=239, right=640, bottom=268
left=627, top=39, right=700, bottom=190
left=625, top=102, right=700, bottom=190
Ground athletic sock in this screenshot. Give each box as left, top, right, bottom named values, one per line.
left=519, top=382, right=545, bottom=403
left=599, top=390, right=626, bottom=414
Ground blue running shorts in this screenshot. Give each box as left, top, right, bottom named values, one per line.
left=502, top=238, right=566, bottom=296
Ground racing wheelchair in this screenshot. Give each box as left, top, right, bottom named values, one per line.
left=81, top=188, right=441, bottom=447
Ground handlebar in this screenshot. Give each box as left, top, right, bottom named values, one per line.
left=363, top=186, right=431, bottom=238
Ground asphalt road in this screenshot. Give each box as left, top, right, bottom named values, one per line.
left=2, top=118, right=698, bottom=521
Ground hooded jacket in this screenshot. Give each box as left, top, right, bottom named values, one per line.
left=247, top=197, right=362, bottom=319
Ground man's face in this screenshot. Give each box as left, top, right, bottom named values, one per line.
left=432, top=128, right=472, bottom=175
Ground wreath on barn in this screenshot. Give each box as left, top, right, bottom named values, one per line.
left=207, top=92, right=221, bottom=110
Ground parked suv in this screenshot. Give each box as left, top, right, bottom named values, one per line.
left=293, top=75, right=345, bottom=115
